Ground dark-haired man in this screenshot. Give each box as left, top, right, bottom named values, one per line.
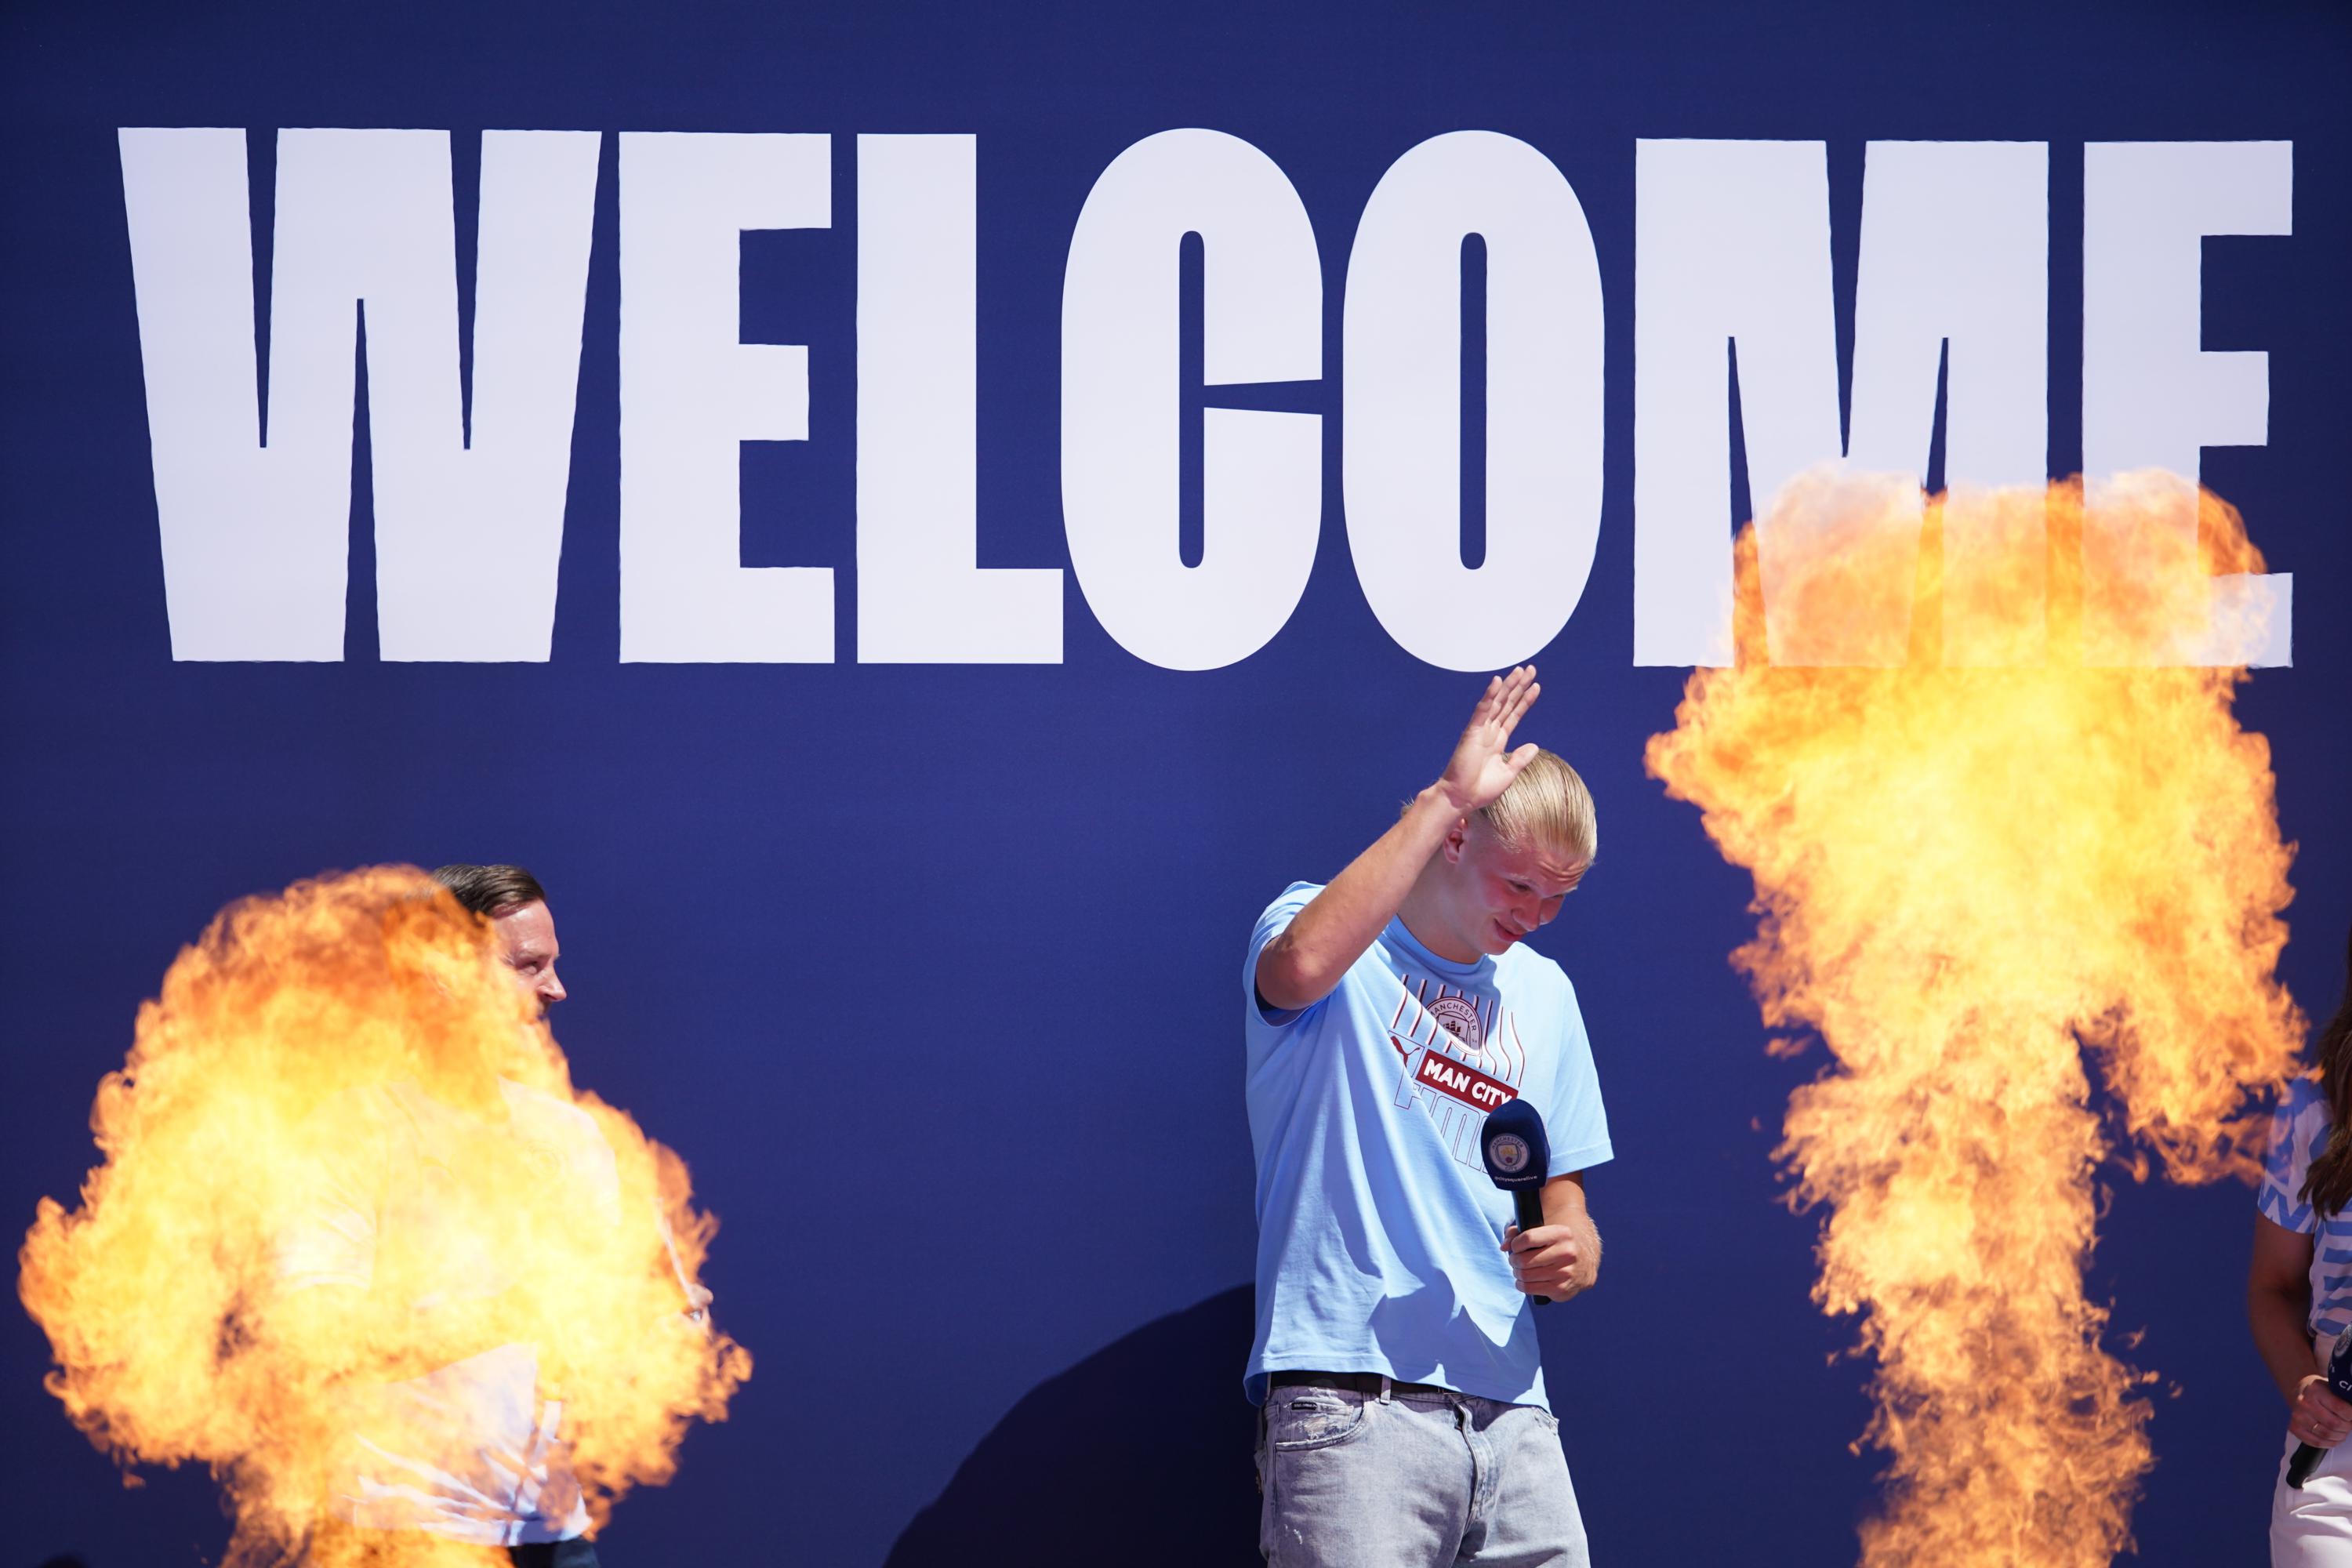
left=433, top=862, right=567, bottom=1012
left=289, top=863, right=615, bottom=1568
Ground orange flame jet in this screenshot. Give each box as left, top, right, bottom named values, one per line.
left=1647, top=470, right=2304, bottom=1566
left=18, top=867, right=751, bottom=1566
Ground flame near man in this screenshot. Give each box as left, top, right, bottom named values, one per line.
left=18, top=866, right=749, bottom=1568
left=1648, top=470, right=2303, bottom=1566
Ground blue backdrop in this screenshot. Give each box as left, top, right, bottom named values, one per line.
left=5, top=2, right=2349, bottom=1563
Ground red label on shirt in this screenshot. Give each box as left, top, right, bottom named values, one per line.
left=1407, top=1047, right=1517, bottom=1112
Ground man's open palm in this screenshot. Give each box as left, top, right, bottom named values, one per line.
left=1439, top=665, right=1542, bottom=815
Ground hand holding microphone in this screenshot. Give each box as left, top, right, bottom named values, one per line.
left=1482, top=1098, right=1581, bottom=1306
left=2289, top=1332, right=2352, bottom=1488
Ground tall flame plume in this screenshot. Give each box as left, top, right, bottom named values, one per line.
left=1646, top=470, right=2303, bottom=1565
left=19, top=867, right=751, bottom=1566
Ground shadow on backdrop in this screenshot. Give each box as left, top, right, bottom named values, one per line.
left=885, top=1285, right=1259, bottom=1566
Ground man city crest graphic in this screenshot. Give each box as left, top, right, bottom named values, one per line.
left=1428, top=993, right=1485, bottom=1051
left=1388, top=975, right=1524, bottom=1169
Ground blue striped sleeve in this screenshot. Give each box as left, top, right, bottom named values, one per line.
left=2259, top=1080, right=2324, bottom=1234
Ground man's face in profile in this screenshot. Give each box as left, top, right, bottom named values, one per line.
left=492, top=899, right=567, bottom=1012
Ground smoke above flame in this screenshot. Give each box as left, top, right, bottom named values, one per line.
left=18, top=867, right=751, bottom=1566
left=1646, top=470, right=2303, bottom=1565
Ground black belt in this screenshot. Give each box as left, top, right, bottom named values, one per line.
left=1269, top=1370, right=1457, bottom=1399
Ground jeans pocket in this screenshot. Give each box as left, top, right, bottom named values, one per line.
left=1268, top=1387, right=1371, bottom=1450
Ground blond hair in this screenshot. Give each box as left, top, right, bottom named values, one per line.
left=1477, top=749, right=1597, bottom=866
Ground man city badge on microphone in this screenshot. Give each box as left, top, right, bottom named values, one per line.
left=1480, top=1098, right=1551, bottom=1195
left=1479, top=1098, right=1554, bottom=1305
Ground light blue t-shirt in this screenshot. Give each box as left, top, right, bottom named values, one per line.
left=1243, top=881, right=1613, bottom=1410
left=2259, top=1076, right=2352, bottom=1343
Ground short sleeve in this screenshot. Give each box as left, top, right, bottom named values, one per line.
left=2260, top=1079, right=2324, bottom=1234
left=1245, top=883, right=1323, bottom=1029
left=1540, top=977, right=1613, bottom=1177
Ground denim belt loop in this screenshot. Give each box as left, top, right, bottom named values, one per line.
left=1378, top=1374, right=1394, bottom=1404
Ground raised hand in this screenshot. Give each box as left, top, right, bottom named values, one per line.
left=1257, top=666, right=1548, bottom=1011
left=1436, top=666, right=1541, bottom=816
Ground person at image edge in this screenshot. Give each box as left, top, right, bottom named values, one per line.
left=2254, top=916, right=2352, bottom=1565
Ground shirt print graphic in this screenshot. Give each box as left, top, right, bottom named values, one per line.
left=1387, top=971, right=1527, bottom=1170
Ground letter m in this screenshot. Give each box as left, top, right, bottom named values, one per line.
left=118, top=129, right=598, bottom=659
left=1632, top=140, right=2048, bottom=667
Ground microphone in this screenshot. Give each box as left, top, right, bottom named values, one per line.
left=2289, top=1332, right=2352, bottom=1488
left=1480, top=1098, right=1552, bottom=1308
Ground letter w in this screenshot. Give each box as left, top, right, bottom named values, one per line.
left=119, top=129, right=598, bottom=660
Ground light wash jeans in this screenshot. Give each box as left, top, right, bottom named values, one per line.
left=1255, top=1377, right=1591, bottom=1567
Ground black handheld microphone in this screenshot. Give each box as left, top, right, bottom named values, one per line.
left=1480, top=1098, right=1553, bottom=1308
left=2288, top=1332, right=2352, bottom=1488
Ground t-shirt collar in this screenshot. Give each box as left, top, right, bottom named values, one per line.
left=1385, top=913, right=1494, bottom=983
